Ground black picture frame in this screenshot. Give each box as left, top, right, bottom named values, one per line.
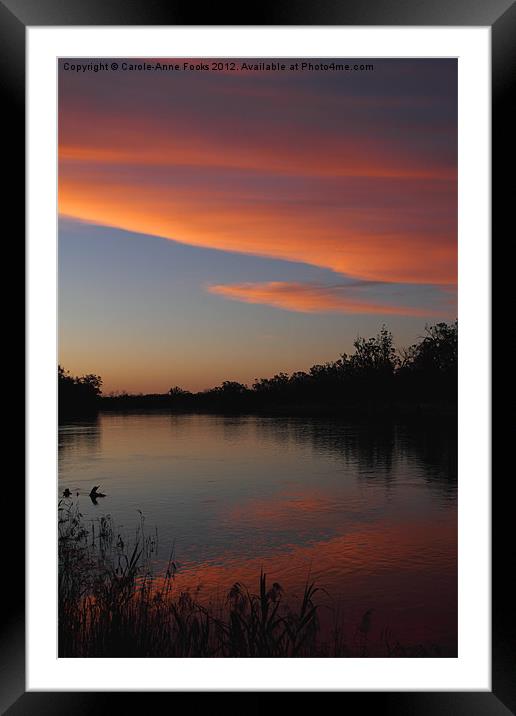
left=4, top=0, right=512, bottom=711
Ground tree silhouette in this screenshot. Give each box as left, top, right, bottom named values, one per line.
left=65, top=320, right=458, bottom=417
left=58, top=365, right=103, bottom=417
left=398, top=321, right=457, bottom=401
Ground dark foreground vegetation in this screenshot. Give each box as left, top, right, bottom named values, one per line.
left=58, top=500, right=445, bottom=658
left=60, top=321, right=457, bottom=418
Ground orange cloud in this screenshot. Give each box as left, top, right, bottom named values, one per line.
left=59, top=133, right=454, bottom=181
left=207, top=281, right=442, bottom=316
left=58, top=61, right=457, bottom=289
left=59, top=167, right=456, bottom=285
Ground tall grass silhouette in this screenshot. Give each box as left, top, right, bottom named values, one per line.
left=58, top=499, right=325, bottom=657
left=58, top=499, right=446, bottom=658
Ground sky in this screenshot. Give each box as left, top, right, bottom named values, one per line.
left=58, top=58, right=457, bottom=394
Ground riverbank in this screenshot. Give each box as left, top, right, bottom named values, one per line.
left=62, top=396, right=458, bottom=421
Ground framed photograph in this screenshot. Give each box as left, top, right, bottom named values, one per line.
left=4, top=0, right=511, bottom=710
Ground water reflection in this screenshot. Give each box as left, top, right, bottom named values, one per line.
left=256, top=416, right=455, bottom=480
left=59, top=417, right=101, bottom=459
left=58, top=412, right=457, bottom=654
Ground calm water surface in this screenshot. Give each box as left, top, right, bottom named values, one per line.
left=59, top=412, right=457, bottom=654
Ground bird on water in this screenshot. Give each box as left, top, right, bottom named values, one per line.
left=89, top=485, right=106, bottom=498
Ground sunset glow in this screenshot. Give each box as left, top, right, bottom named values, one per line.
left=59, top=59, right=457, bottom=393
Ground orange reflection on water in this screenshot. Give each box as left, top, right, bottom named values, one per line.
left=158, top=509, right=457, bottom=654
left=61, top=414, right=458, bottom=656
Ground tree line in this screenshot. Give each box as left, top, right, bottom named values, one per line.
left=58, top=366, right=103, bottom=417
left=60, top=321, right=457, bottom=417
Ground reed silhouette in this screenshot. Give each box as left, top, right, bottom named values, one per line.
left=58, top=500, right=445, bottom=658
left=58, top=499, right=324, bottom=657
